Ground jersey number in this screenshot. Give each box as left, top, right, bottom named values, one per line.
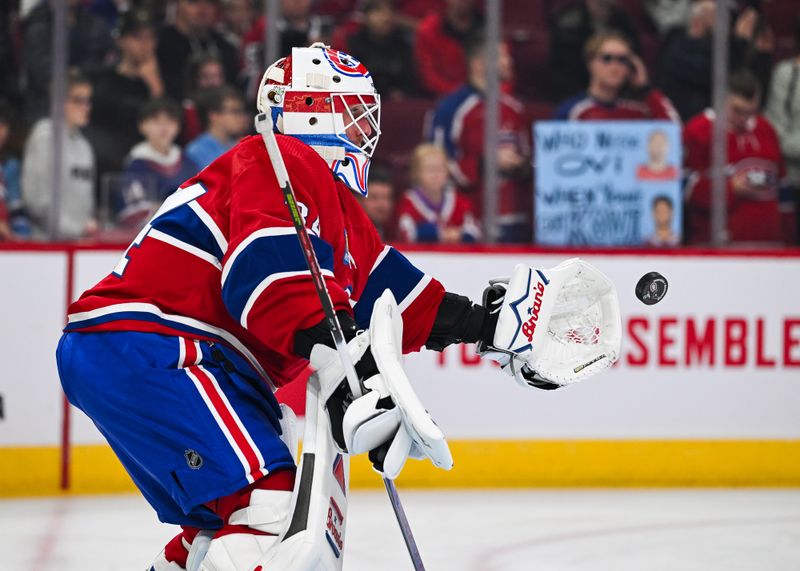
left=113, top=184, right=208, bottom=277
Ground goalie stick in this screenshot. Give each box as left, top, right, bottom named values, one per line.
left=255, top=112, right=427, bottom=571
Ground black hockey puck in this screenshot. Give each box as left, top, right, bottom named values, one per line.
left=635, top=272, right=668, bottom=305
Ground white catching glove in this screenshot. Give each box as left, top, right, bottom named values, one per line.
left=477, top=258, right=622, bottom=389
left=310, top=291, right=452, bottom=480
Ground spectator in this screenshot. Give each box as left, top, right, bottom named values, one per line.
left=659, top=1, right=775, bottom=121
left=0, top=0, right=22, bottom=106
left=394, top=0, right=445, bottom=29
left=683, top=70, right=795, bottom=245
left=359, top=164, right=395, bottom=240
left=23, top=0, right=114, bottom=121
left=414, top=0, right=483, bottom=97
left=0, top=101, right=30, bottom=238
left=545, top=0, right=641, bottom=103
left=219, top=0, right=256, bottom=50
left=157, top=0, right=238, bottom=101
left=428, top=36, right=530, bottom=243
left=765, top=21, right=800, bottom=236
left=87, top=9, right=165, bottom=180
left=346, top=0, right=417, bottom=98
left=0, top=185, right=9, bottom=240
left=87, top=0, right=126, bottom=29
left=554, top=31, right=680, bottom=122
left=644, top=195, right=679, bottom=247
left=115, top=98, right=199, bottom=229
left=240, top=0, right=331, bottom=101
left=397, top=143, right=479, bottom=243
left=186, top=86, right=248, bottom=169
left=644, top=0, right=690, bottom=39
left=181, top=54, right=227, bottom=143
left=0, top=103, right=16, bottom=240
left=22, top=71, right=97, bottom=241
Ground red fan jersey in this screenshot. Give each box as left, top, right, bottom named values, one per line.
left=396, top=187, right=480, bottom=243
left=428, top=85, right=530, bottom=226
left=414, top=13, right=469, bottom=97
left=683, top=109, right=795, bottom=244
left=65, top=135, right=445, bottom=388
left=553, top=89, right=681, bottom=122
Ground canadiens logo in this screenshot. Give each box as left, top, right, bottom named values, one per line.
left=323, top=49, right=370, bottom=78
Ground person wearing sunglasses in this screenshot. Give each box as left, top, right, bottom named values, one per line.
left=553, top=31, right=680, bottom=123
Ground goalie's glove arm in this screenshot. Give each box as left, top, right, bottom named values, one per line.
left=294, top=294, right=491, bottom=357
left=424, top=292, right=493, bottom=351
left=428, top=291, right=562, bottom=391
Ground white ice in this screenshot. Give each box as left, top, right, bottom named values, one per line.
left=1, top=489, right=799, bottom=570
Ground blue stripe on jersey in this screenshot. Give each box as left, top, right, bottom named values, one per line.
left=353, top=248, right=424, bottom=328
left=150, top=203, right=225, bottom=261
left=222, top=233, right=334, bottom=322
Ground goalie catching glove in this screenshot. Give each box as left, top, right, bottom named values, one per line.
left=477, top=258, right=622, bottom=389
left=298, top=291, right=452, bottom=480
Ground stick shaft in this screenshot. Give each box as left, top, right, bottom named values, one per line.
left=256, top=114, right=425, bottom=570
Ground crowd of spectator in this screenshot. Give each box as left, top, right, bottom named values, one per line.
left=0, top=0, right=797, bottom=247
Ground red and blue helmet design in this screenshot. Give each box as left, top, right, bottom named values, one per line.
left=323, top=49, right=372, bottom=78
left=256, top=43, right=381, bottom=196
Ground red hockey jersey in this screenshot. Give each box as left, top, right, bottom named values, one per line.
left=553, top=89, right=680, bottom=122
left=396, top=187, right=480, bottom=243
left=428, top=84, right=530, bottom=225
left=65, top=135, right=445, bottom=388
left=683, top=109, right=795, bottom=244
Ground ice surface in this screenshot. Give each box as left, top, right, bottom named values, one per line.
left=1, top=489, right=799, bottom=570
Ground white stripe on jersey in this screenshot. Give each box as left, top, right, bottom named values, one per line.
left=189, top=201, right=229, bottom=254
left=148, top=228, right=223, bottom=270
left=367, top=245, right=392, bottom=276
left=398, top=274, right=432, bottom=312
left=184, top=364, right=265, bottom=484
left=222, top=227, right=299, bottom=286
left=67, top=302, right=275, bottom=390
left=240, top=268, right=335, bottom=328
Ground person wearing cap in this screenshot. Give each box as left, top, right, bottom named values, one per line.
left=87, top=10, right=165, bottom=180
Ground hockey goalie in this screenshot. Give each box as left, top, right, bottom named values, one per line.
left=55, top=44, right=621, bottom=571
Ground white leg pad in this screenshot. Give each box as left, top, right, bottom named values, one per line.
left=228, top=489, right=293, bottom=533
left=149, top=551, right=188, bottom=571
left=199, top=533, right=280, bottom=571
left=198, top=489, right=293, bottom=570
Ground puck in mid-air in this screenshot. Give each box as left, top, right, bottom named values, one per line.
left=635, top=272, right=668, bottom=305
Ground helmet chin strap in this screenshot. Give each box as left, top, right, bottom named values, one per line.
left=310, top=145, right=345, bottom=161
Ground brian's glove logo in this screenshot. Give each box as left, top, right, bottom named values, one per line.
left=522, top=281, right=546, bottom=342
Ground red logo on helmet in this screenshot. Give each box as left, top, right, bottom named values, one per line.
left=323, top=49, right=370, bottom=78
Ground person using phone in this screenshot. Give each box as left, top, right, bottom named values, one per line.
left=553, top=31, right=680, bottom=122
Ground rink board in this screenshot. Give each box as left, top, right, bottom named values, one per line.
left=1, top=245, right=799, bottom=495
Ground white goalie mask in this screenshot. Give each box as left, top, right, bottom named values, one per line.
left=256, top=43, right=381, bottom=196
